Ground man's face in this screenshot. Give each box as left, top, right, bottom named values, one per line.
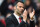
left=16, top=2, right=24, bottom=14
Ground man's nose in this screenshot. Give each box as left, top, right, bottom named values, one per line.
left=21, top=8, right=24, bottom=10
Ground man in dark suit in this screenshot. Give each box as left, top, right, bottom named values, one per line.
left=6, top=1, right=28, bottom=27
left=6, top=1, right=35, bottom=27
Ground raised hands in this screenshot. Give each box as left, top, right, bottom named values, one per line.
left=23, top=9, right=28, bottom=21
left=22, top=8, right=35, bottom=21
left=29, top=9, right=35, bottom=20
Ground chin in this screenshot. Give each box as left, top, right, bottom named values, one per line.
left=20, top=13, right=22, bottom=14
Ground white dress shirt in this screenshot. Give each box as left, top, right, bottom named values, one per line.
left=13, top=13, right=26, bottom=24
left=13, top=13, right=35, bottom=24
left=13, top=13, right=21, bottom=24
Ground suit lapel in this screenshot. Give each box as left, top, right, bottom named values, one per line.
left=11, top=14, right=19, bottom=25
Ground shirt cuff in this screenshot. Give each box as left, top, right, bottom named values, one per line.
left=30, top=16, right=35, bottom=21
left=30, top=19, right=34, bottom=21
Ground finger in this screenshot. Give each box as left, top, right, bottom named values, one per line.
left=33, top=9, right=35, bottom=14
left=24, top=9, right=27, bottom=12
left=33, top=9, right=34, bottom=11
left=23, top=9, right=25, bottom=13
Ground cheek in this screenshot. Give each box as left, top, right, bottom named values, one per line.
left=16, top=7, right=21, bottom=12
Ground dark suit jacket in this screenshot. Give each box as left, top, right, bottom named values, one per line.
left=0, top=22, right=5, bottom=27
left=5, top=14, right=35, bottom=27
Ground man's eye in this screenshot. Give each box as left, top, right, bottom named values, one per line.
left=23, top=7, right=24, bottom=8
left=19, top=6, right=21, bottom=8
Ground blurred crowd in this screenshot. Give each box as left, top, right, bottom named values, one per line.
left=0, top=0, right=40, bottom=27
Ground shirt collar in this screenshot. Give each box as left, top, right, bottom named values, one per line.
left=13, top=13, right=19, bottom=19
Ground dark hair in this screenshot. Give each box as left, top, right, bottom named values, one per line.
left=13, top=1, right=24, bottom=6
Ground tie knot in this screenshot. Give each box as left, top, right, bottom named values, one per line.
left=19, top=17, right=22, bottom=23
left=19, top=17, right=21, bottom=20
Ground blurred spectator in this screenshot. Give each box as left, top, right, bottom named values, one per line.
left=24, top=0, right=37, bottom=27
left=6, top=12, right=11, bottom=18
left=24, top=0, right=37, bottom=10
left=24, top=0, right=37, bottom=22
left=38, top=15, right=40, bottom=27
left=0, top=22, right=5, bottom=27
left=36, top=2, right=40, bottom=10
left=35, top=14, right=40, bottom=27
left=1, top=0, right=10, bottom=16
left=27, top=18, right=30, bottom=27
left=35, top=25, right=38, bottom=27
left=27, top=18, right=30, bottom=24
left=0, top=12, right=6, bottom=27
left=34, top=0, right=40, bottom=3
left=0, top=0, right=4, bottom=6
left=1, top=0, right=14, bottom=16
left=11, top=0, right=15, bottom=3
left=34, top=0, right=38, bottom=3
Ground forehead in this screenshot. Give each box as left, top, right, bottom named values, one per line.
left=17, top=2, right=24, bottom=6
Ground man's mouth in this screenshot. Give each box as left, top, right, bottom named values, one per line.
left=21, top=11, right=24, bottom=13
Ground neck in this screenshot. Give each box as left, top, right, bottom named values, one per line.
left=14, top=11, right=21, bottom=16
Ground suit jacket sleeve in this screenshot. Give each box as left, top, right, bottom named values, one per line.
left=30, top=21, right=35, bottom=27
left=5, top=17, right=26, bottom=27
